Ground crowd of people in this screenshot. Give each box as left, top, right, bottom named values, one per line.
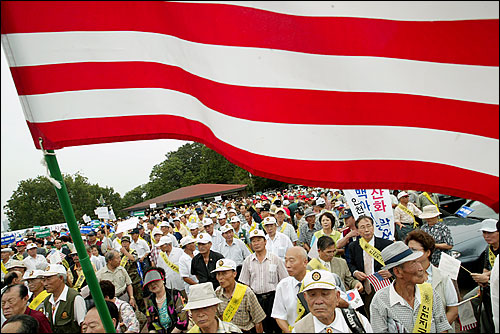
left=1, top=187, right=498, bottom=333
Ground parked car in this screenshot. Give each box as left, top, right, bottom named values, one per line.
left=446, top=200, right=499, bottom=289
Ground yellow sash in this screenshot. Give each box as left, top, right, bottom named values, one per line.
left=1, top=262, right=7, bottom=274
left=188, top=325, right=201, bottom=333
left=359, top=238, right=385, bottom=266
left=222, top=283, right=247, bottom=322
left=73, top=269, right=86, bottom=290
left=116, top=238, right=122, bottom=245
left=160, top=251, right=179, bottom=273
left=120, top=249, right=135, bottom=267
left=280, top=222, right=288, bottom=233
left=489, top=247, right=497, bottom=268
left=422, top=192, right=442, bottom=221
left=151, top=231, right=157, bottom=244
left=29, top=290, right=51, bottom=310
left=249, top=222, right=258, bottom=233
left=413, top=283, right=433, bottom=333
left=397, top=203, right=418, bottom=228
left=61, top=259, right=70, bottom=270
left=308, top=258, right=328, bottom=271
left=15, top=253, right=24, bottom=261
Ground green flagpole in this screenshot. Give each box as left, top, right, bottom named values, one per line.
left=41, top=140, right=116, bottom=333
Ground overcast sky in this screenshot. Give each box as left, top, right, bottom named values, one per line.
left=1, top=45, right=189, bottom=224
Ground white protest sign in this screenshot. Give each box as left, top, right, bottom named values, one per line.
left=344, top=189, right=395, bottom=240
left=95, top=206, right=109, bottom=219
left=108, top=208, right=116, bottom=221
left=149, top=203, right=157, bottom=209
left=214, top=196, right=222, bottom=202
left=345, top=289, right=364, bottom=309
left=115, top=217, right=139, bottom=234
left=82, top=214, right=91, bottom=223
left=438, top=252, right=461, bottom=280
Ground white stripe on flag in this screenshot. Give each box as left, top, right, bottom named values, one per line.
left=3, top=31, right=498, bottom=104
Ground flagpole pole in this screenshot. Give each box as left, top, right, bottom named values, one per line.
left=41, top=141, right=116, bottom=333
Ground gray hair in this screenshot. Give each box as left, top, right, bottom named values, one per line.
left=105, top=250, right=118, bottom=263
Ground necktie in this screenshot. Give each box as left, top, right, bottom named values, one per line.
left=363, top=251, right=372, bottom=294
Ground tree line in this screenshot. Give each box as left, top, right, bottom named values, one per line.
left=5, top=143, right=287, bottom=230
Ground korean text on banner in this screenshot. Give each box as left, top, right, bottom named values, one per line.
left=344, top=189, right=395, bottom=240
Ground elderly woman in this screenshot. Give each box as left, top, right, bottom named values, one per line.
left=143, top=267, right=188, bottom=333
left=419, top=205, right=453, bottom=267
left=183, top=282, right=242, bottom=333
left=405, top=229, right=459, bottom=331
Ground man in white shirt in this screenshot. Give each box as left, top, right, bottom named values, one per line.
left=130, top=228, right=151, bottom=270
left=155, top=236, right=185, bottom=293
left=178, top=236, right=199, bottom=296
left=263, top=217, right=293, bottom=261
left=219, top=225, right=251, bottom=279
left=274, top=207, right=299, bottom=246
left=203, top=218, right=223, bottom=253
left=22, top=243, right=48, bottom=272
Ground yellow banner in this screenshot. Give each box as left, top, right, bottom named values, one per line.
left=413, top=283, right=433, bottom=333
left=359, top=238, right=385, bottom=267
left=223, top=283, right=247, bottom=322
left=29, top=290, right=51, bottom=310
left=489, top=247, right=497, bottom=268
left=397, top=203, right=418, bottom=228
left=160, top=251, right=179, bottom=273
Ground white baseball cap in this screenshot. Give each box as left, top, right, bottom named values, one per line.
left=188, top=223, right=199, bottom=230
left=26, top=243, right=37, bottom=250
left=40, top=264, right=67, bottom=277
left=249, top=229, right=266, bottom=239
left=303, top=270, right=338, bottom=292
left=228, top=209, right=237, bottom=215
left=22, top=270, right=45, bottom=280
left=152, top=227, right=163, bottom=236
left=203, top=218, right=214, bottom=226
left=197, top=233, right=212, bottom=244
left=230, top=216, right=241, bottom=224
left=218, top=213, right=226, bottom=219
left=159, top=221, right=169, bottom=228
left=173, top=217, right=180, bottom=222
left=262, top=216, right=277, bottom=226
left=397, top=191, right=409, bottom=200
left=316, top=197, right=326, bottom=206
left=209, top=213, right=218, bottom=218
left=479, top=219, right=498, bottom=233
left=156, top=236, right=172, bottom=247
left=211, top=258, right=237, bottom=273
left=180, top=236, right=196, bottom=247
left=220, top=225, right=234, bottom=234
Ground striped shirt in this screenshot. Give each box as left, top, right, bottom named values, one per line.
left=239, top=251, right=288, bottom=294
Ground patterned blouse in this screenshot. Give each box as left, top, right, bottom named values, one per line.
left=115, top=298, right=140, bottom=333
left=421, top=222, right=454, bottom=266
left=145, top=289, right=188, bottom=333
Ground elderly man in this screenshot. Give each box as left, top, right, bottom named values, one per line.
left=212, top=258, right=266, bottom=333
left=117, top=235, right=144, bottom=312
left=394, top=191, right=423, bottom=241
left=178, top=236, right=199, bottom=296
left=183, top=282, right=242, bottom=333
left=1, top=284, right=52, bottom=333
left=1, top=248, right=14, bottom=282
left=370, top=241, right=451, bottom=333
left=219, top=225, right=251, bottom=279
left=96, top=249, right=136, bottom=309
left=292, top=270, right=372, bottom=333
left=156, top=235, right=185, bottom=294
left=130, top=227, right=151, bottom=271
left=239, top=229, right=288, bottom=334
left=202, top=218, right=223, bottom=252
left=23, top=270, right=51, bottom=312
left=263, top=216, right=293, bottom=261
left=41, top=264, right=87, bottom=333
left=23, top=244, right=48, bottom=273
left=191, top=233, right=224, bottom=290
left=298, top=209, right=319, bottom=252
left=274, top=207, right=299, bottom=246
left=230, top=216, right=250, bottom=246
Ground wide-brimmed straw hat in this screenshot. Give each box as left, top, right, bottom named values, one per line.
left=419, top=205, right=441, bottom=219
left=183, top=282, right=222, bottom=310
left=381, top=241, right=423, bottom=270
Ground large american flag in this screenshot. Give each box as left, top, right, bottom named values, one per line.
left=366, top=272, right=392, bottom=291
left=1, top=2, right=498, bottom=210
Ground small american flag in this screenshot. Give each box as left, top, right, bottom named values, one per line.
left=366, top=272, right=391, bottom=292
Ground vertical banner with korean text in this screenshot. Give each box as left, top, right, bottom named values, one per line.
left=344, top=189, right=395, bottom=240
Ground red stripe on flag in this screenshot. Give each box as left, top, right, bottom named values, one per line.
left=26, top=115, right=499, bottom=211
left=1, top=1, right=498, bottom=66
left=10, top=63, right=499, bottom=140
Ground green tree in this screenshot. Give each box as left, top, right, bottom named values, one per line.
left=5, top=173, right=123, bottom=230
